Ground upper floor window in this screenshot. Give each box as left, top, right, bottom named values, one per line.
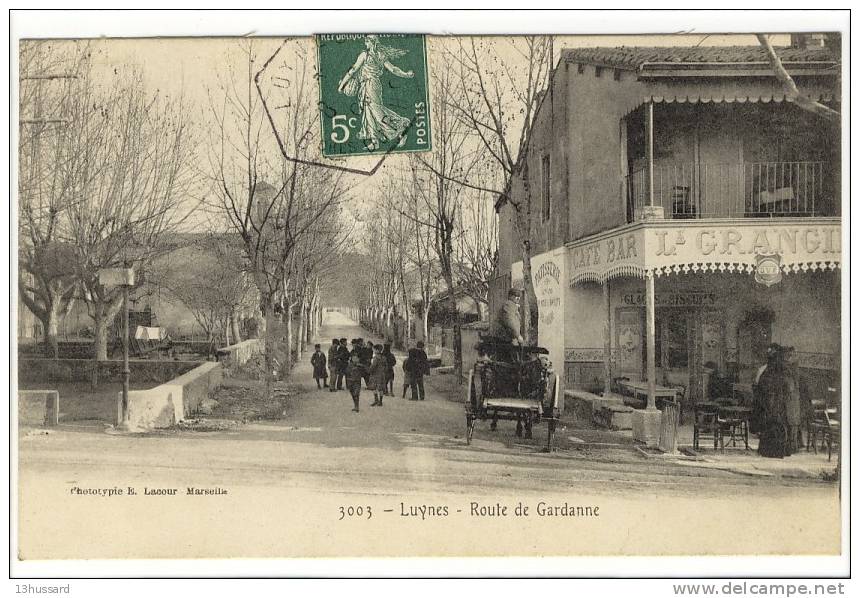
left=541, top=154, right=551, bottom=221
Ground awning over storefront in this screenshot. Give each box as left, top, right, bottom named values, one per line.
left=621, top=81, right=835, bottom=117
left=567, top=218, right=841, bottom=285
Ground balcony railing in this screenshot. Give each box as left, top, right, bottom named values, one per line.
left=627, top=161, right=832, bottom=220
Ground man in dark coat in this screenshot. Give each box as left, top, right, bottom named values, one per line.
left=382, top=343, right=396, bottom=396
left=310, top=344, right=328, bottom=389
left=489, top=288, right=524, bottom=345
left=358, top=338, right=373, bottom=388
left=327, top=339, right=340, bottom=393
left=345, top=351, right=366, bottom=412
left=410, top=341, right=430, bottom=401
left=335, top=337, right=350, bottom=390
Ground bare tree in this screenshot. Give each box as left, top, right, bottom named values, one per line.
left=157, top=235, right=257, bottom=344
left=17, top=41, right=87, bottom=356
left=757, top=34, right=840, bottom=123
left=441, top=36, right=554, bottom=344
left=408, top=63, right=485, bottom=379
left=18, top=41, right=198, bottom=360
left=64, top=69, right=199, bottom=360
left=455, top=189, right=499, bottom=322
left=206, top=39, right=349, bottom=393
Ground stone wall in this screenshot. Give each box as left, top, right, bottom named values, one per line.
left=18, top=390, right=59, bottom=427
left=17, top=358, right=201, bottom=385
left=216, top=339, right=263, bottom=369
left=123, top=361, right=223, bottom=429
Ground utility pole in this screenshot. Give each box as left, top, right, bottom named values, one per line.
left=99, top=267, right=135, bottom=430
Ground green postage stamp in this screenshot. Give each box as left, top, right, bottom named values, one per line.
left=317, top=33, right=431, bottom=157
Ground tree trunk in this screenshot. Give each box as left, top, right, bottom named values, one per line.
left=296, top=292, right=306, bottom=361
left=520, top=240, right=539, bottom=346
left=442, top=271, right=463, bottom=382
left=230, top=312, right=243, bottom=344
left=262, top=300, right=277, bottom=399
left=19, top=282, right=69, bottom=359
left=93, top=312, right=111, bottom=361
left=92, top=294, right=124, bottom=362
left=284, top=301, right=294, bottom=378
left=518, top=163, right=540, bottom=346
left=422, top=303, right=430, bottom=345
left=45, top=302, right=60, bottom=359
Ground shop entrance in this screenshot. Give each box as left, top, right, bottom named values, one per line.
left=634, top=307, right=726, bottom=404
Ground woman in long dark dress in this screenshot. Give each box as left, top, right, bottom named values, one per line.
left=755, top=348, right=790, bottom=458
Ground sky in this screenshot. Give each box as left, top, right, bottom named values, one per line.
left=26, top=33, right=790, bottom=233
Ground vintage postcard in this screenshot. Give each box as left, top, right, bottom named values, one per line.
left=10, top=9, right=849, bottom=579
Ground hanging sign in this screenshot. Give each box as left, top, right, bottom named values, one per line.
left=754, top=253, right=783, bottom=287
left=317, top=34, right=431, bottom=158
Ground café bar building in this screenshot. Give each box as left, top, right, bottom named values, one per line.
left=497, top=39, right=842, bottom=443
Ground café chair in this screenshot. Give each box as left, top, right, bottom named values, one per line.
left=808, top=404, right=840, bottom=461
left=717, top=408, right=750, bottom=450
left=693, top=404, right=719, bottom=451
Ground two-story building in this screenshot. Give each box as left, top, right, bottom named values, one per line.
left=495, top=39, right=842, bottom=443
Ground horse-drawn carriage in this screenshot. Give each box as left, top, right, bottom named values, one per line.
left=465, top=336, right=561, bottom=451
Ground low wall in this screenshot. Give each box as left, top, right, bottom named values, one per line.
left=123, top=361, right=223, bottom=429
left=18, top=390, right=59, bottom=427
left=439, top=324, right=486, bottom=379
left=564, top=361, right=605, bottom=395
left=18, top=359, right=201, bottom=385
left=216, top=339, right=263, bottom=369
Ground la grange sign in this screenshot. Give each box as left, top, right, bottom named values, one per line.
left=568, top=220, right=841, bottom=284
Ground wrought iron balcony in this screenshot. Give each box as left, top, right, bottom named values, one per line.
left=626, top=161, right=834, bottom=220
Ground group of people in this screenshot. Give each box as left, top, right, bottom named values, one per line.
left=310, top=338, right=431, bottom=413
left=751, top=343, right=808, bottom=459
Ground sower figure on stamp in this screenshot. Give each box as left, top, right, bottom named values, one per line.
left=337, top=35, right=414, bottom=151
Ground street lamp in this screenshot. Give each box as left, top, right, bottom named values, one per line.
left=98, top=266, right=135, bottom=430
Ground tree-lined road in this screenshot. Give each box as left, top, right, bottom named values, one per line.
left=17, top=311, right=840, bottom=559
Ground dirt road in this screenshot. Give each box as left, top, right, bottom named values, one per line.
left=16, top=311, right=841, bottom=560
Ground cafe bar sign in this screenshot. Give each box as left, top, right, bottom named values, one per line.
left=568, top=220, right=841, bottom=284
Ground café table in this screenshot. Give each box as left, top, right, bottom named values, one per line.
left=618, top=380, right=680, bottom=407
left=717, top=405, right=752, bottom=450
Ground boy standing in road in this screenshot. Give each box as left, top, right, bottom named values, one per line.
left=382, top=343, right=396, bottom=396
left=327, top=339, right=340, bottom=392
left=311, top=343, right=328, bottom=389
left=412, top=341, right=430, bottom=401
left=336, top=337, right=350, bottom=390
left=368, top=344, right=388, bottom=407
left=345, top=342, right=366, bottom=412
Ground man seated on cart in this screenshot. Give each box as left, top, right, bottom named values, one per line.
left=488, top=288, right=524, bottom=347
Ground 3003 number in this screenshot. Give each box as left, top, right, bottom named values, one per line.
left=338, top=505, right=372, bottom=520
left=330, top=115, right=358, bottom=144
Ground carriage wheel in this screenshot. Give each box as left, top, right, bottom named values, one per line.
left=544, top=418, right=556, bottom=453
left=466, top=414, right=475, bottom=445
left=524, top=413, right=533, bottom=440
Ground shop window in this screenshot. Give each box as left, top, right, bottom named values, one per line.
left=664, top=315, right=689, bottom=368
left=737, top=307, right=774, bottom=373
